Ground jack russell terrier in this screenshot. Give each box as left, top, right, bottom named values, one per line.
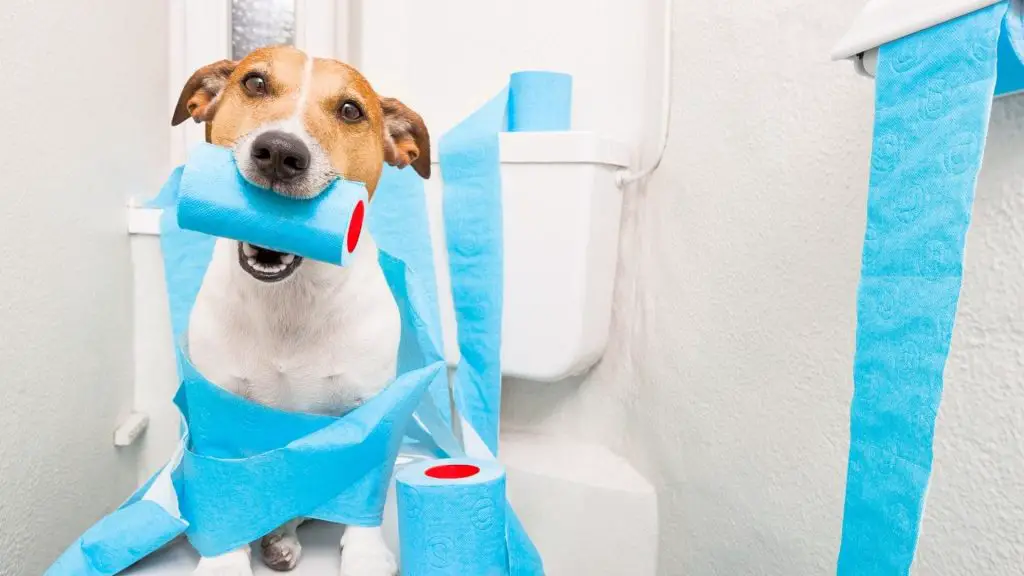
left=171, top=45, right=430, bottom=576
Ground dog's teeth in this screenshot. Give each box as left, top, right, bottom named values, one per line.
left=244, top=250, right=293, bottom=277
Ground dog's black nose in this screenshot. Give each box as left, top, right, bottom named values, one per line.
left=250, top=131, right=310, bottom=182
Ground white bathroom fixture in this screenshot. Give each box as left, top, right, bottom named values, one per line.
left=834, top=0, right=1024, bottom=100
left=833, top=0, right=1008, bottom=76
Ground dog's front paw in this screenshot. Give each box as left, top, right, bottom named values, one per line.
left=261, top=529, right=302, bottom=571
left=193, top=547, right=254, bottom=576
left=339, top=527, right=397, bottom=576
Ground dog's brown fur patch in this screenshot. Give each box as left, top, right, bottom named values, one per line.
left=172, top=46, right=431, bottom=197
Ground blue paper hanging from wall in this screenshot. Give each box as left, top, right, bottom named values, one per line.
left=838, top=2, right=1024, bottom=574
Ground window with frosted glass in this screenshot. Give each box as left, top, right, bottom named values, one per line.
left=231, top=0, right=296, bottom=61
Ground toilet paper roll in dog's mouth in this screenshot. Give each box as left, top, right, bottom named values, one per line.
left=177, top=142, right=369, bottom=268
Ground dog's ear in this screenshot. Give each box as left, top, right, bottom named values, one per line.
left=381, top=97, right=431, bottom=179
left=172, top=60, right=237, bottom=127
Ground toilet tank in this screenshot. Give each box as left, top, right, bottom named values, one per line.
left=427, top=132, right=630, bottom=381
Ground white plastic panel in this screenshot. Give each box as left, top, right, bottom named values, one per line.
left=832, top=0, right=1000, bottom=60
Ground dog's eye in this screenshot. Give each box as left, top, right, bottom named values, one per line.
left=339, top=101, right=363, bottom=122
left=242, top=73, right=267, bottom=96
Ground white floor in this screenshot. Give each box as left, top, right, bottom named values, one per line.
left=125, top=521, right=346, bottom=575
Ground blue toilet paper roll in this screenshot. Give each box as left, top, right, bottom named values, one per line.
left=177, top=142, right=368, bottom=265
left=507, top=71, right=572, bottom=132
left=397, top=459, right=509, bottom=576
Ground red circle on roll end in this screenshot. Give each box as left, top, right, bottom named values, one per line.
left=424, top=464, right=480, bottom=480
left=347, top=201, right=365, bottom=253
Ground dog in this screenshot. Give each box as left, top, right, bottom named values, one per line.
left=171, top=45, right=431, bottom=576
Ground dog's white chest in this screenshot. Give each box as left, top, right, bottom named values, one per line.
left=229, top=342, right=364, bottom=414
left=187, top=238, right=400, bottom=417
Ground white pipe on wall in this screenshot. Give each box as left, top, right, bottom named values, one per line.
left=617, top=0, right=674, bottom=187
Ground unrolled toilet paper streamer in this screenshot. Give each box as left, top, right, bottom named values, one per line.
left=838, top=3, right=1020, bottom=574
left=177, top=142, right=369, bottom=266
left=441, top=70, right=571, bottom=457
left=372, top=163, right=453, bottom=433
left=430, top=70, right=572, bottom=576
left=397, top=459, right=509, bottom=576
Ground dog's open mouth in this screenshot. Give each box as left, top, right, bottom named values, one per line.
left=237, top=242, right=303, bottom=282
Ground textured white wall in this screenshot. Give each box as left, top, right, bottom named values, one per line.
left=0, top=2, right=169, bottom=573
left=504, top=1, right=1024, bottom=574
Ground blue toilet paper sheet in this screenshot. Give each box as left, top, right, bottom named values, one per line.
left=177, top=142, right=368, bottom=265
left=175, top=348, right=441, bottom=555
left=440, top=70, right=572, bottom=458
left=838, top=3, right=1010, bottom=574
left=425, top=71, right=571, bottom=576
left=397, top=459, right=509, bottom=576
left=441, top=83, right=509, bottom=457
left=371, top=165, right=453, bottom=431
